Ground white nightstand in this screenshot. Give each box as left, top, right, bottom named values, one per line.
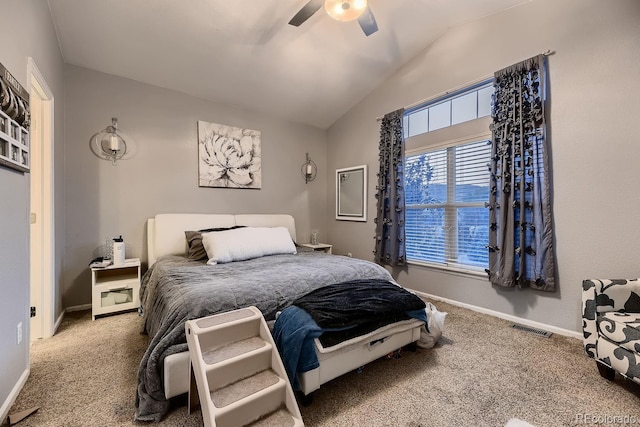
left=299, top=243, right=332, bottom=254
left=91, top=258, right=141, bottom=320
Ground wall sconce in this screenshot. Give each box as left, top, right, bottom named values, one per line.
left=90, top=118, right=128, bottom=165
left=301, top=153, right=317, bottom=184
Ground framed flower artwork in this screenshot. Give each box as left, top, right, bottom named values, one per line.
left=197, top=120, right=262, bottom=189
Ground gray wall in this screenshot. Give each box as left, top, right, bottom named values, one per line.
left=326, top=0, right=640, bottom=332
left=63, top=65, right=328, bottom=308
left=4, top=0, right=638, bottom=412
left=0, top=0, right=65, bottom=414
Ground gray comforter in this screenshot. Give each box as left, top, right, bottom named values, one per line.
left=135, top=252, right=393, bottom=422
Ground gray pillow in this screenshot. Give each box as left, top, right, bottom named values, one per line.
left=185, top=226, right=244, bottom=261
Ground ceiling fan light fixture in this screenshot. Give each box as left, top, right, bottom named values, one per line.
left=324, top=0, right=368, bottom=22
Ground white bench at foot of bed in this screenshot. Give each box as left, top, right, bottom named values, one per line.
left=164, top=318, right=423, bottom=400
left=299, top=318, right=423, bottom=395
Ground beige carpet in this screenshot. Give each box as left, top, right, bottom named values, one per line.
left=7, top=302, right=640, bottom=426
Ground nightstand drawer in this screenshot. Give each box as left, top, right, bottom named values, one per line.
left=92, top=283, right=139, bottom=316
left=100, top=287, right=134, bottom=306
left=91, top=258, right=141, bottom=320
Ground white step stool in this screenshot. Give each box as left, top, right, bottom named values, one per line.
left=185, top=306, right=304, bottom=427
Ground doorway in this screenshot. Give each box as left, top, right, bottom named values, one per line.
left=28, top=58, right=55, bottom=341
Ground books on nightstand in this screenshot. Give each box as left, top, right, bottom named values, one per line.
left=89, top=260, right=112, bottom=269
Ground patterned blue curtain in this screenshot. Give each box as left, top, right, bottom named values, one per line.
left=374, top=109, right=406, bottom=265
left=487, top=54, right=555, bottom=291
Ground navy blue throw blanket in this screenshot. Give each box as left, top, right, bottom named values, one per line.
left=272, top=279, right=427, bottom=389
left=294, top=279, right=426, bottom=327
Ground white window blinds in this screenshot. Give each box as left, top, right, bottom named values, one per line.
left=405, top=139, right=491, bottom=269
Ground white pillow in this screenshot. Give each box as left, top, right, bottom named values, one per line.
left=202, top=226, right=297, bottom=265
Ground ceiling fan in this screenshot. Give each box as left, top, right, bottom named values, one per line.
left=289, top=0, right=379, bottom=36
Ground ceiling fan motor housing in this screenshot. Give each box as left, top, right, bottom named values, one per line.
left=289, top=0, right=377, bottom=36
left=325, top=0, right=368, bottom=22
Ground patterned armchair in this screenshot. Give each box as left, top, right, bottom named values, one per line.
left=582, top=279, right=640, bottom=384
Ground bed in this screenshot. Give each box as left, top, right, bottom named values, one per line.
left=135, top=213, right=425, bottom=422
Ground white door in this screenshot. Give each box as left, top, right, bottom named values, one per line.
left=28, top=58, right=55, bottom=341
left=29, top=91, right=43, bottom=340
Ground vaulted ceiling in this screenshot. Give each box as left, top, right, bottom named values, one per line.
left=47, top=0, right=529, bottom=129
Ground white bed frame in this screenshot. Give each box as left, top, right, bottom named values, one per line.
left=145, top=213, right=423, bottom=399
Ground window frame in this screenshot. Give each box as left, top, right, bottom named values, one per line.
left=403, top=80, right=494, bottom=140
left=405, top=134, right=491, bottom=275
left=402, top=78, right=494, bottom=277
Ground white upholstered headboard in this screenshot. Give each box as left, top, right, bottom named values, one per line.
left=147, top=213, right=297, bottom=266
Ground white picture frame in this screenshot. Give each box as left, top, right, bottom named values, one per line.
left=336, top=164, right=367, bottom=221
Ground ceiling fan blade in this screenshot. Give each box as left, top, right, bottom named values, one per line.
left=288, top=0, right=324, bottom=27
left=357, top=6, right=378, bottom=36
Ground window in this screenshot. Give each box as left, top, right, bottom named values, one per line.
left=404, top=80, right=493, bottom=272
left=403, top=82, right=493, bottom=139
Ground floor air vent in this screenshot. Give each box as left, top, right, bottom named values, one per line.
left=511, top=323, right=553, bottom=338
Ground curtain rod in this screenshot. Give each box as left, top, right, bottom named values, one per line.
left=375, top=49, right=555, bottom=121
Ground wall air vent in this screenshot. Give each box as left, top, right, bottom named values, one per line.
left=511, top=323, right=552, bottom=338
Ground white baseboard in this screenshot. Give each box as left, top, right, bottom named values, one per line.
left=52, top=304, right=90, bottom=335
left=53, top=310, right=65, bottom=334
left=0, top=368, right=29, bottom=424
left=413, top=290, right=582, bottom=340
left=65, top=304, right=91, bottom=313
